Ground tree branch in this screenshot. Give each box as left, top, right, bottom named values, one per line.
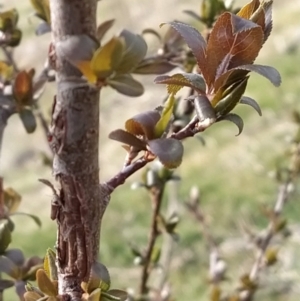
left=49, top=0, right=101, bottom=300
left=139, top=185, right=164, bottom=295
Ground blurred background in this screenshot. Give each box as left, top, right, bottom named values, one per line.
left=0, top=0, right=300, bottom=300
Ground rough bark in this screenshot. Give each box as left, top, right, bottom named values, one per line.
left=49, top=1, right=101, bottom=300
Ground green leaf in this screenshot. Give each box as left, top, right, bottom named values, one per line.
left=88, top=288, right=101, bottom=301
left=115, top=30, right=147, bottom=73
left=87, top=262, right=111, bottom=293
left=107, top=74, right=144, bottom=97
left=36, top=269, right=57, bottom=296
left=58, top=34, right=99, bottom=72
left=133, top=58, right=176, bottom=75
left=0, top=9, right=19, bottom=31
left=91, top=37, right=124, bottom=79
left=234, top=64, right=281, bottom=86
left=240, top=96, right=262, bottom=116
left=97, top=19, right=115, bottom=41
left=35, top=21, right=51, bottom=35
left=30, top=0, right=51, bottom=23
left=154, top=73, right=206, bottom=94
left=24, top=291, right=43, bottom=301
left=213, top=77, right=248, bottom=116
left=217, top=113, right=244, bottom=136
left=43, top=249, right=57, bottom=281
left=19, top=108, right=37, bottom=133
left=194, top=95, right=216, bottom=125
left=5, top=249, right=25, bottom=266
left=0, top=221, right=12, bottom=254
left=125, top=110, right=160, bottom=139
left=0, top=256, right=20, bottom=279
left=3, top=187, right=21, bottom=214
left=108, top=129, right=147, bottom=150
left=147, top=138, right=184, bottom=168
left=161, top=22, right=206, bottom=75
left=0, top=279, right=15, bottom=290
left=183, top=10, right=202, bottom=22
left=11, top=212, right=41, bottom=227
left=7, top=28, right=22, bottom=47
left=154, top=93, right=175, bottom=138
left=106, top=289, right=128, bottom=301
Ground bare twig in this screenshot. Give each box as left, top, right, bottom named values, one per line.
left=185, top=187, right=226, bottom=286
left=139, top=185, right=165, bottom=295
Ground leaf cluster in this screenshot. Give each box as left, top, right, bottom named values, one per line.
left=0, top=9, right=22, bottom=47
left=0, top=185, right=42, bottom=300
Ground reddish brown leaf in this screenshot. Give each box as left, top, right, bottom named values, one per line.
left=147, top=138, right=184, bottom=168
left=108, top=129, right=147, bottom=150
left=13, top=70, right=33, bottom=107
left=205, top=12, right=264, bottom=91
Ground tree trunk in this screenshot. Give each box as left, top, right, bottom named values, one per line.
left=49, top=1, right=101, bottom=300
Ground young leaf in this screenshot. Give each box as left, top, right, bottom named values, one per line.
left=155, top=73, right=206, bottom=95
left=87, top=262, right=111, bottom=293
left=125, top=110, right=160, bottom=139
left=107, top=74, right=144, bottom=97
left=115, top=30, right=147, bottom=73
left=90, top=37, right=124, bottom=79
left=106, top=289, right=128, bottom=301
left=108, top=129, right=147, bottom=150
left=0, top=61, right=14, bottom=82
left=57, top=34, right=99, bottom=69
left=0, top=9, right=19, bottom=31
left=147, top=138, right=184, bottom=168
left=205, top=12, right=263, bottom=88
left=35, top=21, right=51, bottom=35
left=36, top=269, right=57, bottom=297
left=87, top=288, right=101, bottom=301
left=133, top=58, right=176, bottom=75
left=5, top=249, right=25, bottom=267
left=213, top=77, right=248, bottom=116
left=24, top=291, right=43, bottom=301
left=13, top=70, right=33, bottom=108
left=30, top=0, right=51, bottom=23
left=43, top=249, right=57, bottom=281
left=240, top=96, right=262, bottom=116
left=96, top=19, right=115, bottom=41
left=233, top=64, right=281, bottom=86
left=0, top=279, right=15, bottom=290
left=217, top=113, right=244, bottom=136
left=0, top=256, right=20, bottom=279
left=3, top=187, right=21, bottom=214
left=10, top=212, right=41, bottom=227
left=154, top=93, right=175, bottom=138
left=0, top=221, right=12, bottom=254
left=194, top=95, right=216, bottom=125
left=161, top=22, right=207, bottom=75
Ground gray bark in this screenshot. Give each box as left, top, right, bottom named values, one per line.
left=49, top=1, right=102, bottom=299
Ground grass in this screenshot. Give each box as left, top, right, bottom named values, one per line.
left=1, top=1, right=300, bottom=301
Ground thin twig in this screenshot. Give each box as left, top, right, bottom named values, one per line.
left=139, top=185, right=164, bottom=295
